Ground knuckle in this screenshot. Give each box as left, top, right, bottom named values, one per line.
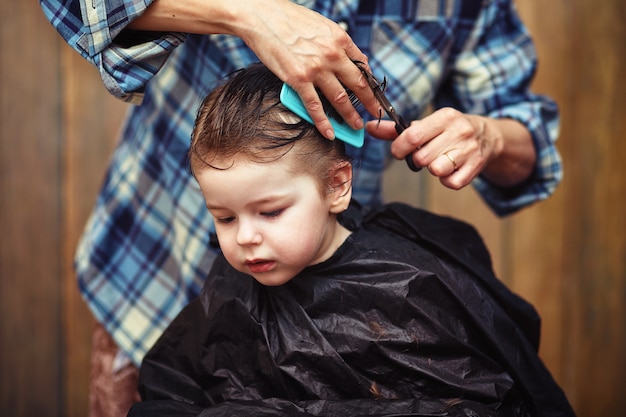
left=333, top=88, right=349, bottom=105
left=428, top=162, right=445, bottom=177
left=286, top=61, right=323, bottom=86
left=412, top=148, right=429, bottom=167
left=405, top=127, right=424, bottom=147
left=335, top=29, right=353, bottom=47
left=325, top=45, right=344, bottom=61
left=354, top=74, right=371, bottom=92
left=457, top=121, right=475, bottom=138
left=305, top=99, right=323, bottom=113
left=442, top=175, right=464, bottom=190
left=440, top=107, right=458, bottom=121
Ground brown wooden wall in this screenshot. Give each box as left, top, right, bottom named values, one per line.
left=1, top=1, right=624, bottom=415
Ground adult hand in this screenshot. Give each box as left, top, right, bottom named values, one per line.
left=128, top=0, right=381, bottom=139
left=365, top=107, right=536, bottom=190
left=240, top=0, right=381, bottom=139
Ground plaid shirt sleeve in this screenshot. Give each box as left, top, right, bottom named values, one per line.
left=40, top=0, right=186, bottom=103
left=438, top=0, right=562, bottom=215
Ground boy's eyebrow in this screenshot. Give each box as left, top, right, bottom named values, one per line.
left=205, top=193, right=291, bottom=210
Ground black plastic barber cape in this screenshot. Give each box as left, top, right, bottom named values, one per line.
left=129, top=202, right=575, bottom=417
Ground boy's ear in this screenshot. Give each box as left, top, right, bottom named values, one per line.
left=328, top=161, right=353, bottom=214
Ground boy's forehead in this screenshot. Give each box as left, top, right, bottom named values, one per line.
left=199, top=149, right=300, bottom=173
left=197, top=155, right=319, bottom=206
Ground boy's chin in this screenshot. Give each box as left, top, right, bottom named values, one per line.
left=251, top=273, right=296, bottom=287
left=244, top=266, right=303, bottom=287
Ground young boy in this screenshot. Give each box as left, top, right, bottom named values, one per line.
left=129, top=64, right=574, bottom=417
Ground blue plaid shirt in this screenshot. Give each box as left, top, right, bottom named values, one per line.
left=41, top=0, right=561, bottom=366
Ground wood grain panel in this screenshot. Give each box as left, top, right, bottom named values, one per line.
left=61, top=41, right=128, bottom=416
left=509, top=0, right=573, bottom=390
left=0, top=2, right=63, bottom=414
left=516, top=1, right=626, bottom=413
left=56, top=14, right=129, bottom=416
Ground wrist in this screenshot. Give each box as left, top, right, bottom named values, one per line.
left=479, top=116, right=504, bottom=164
left=480, top=117, right=535, bottom=187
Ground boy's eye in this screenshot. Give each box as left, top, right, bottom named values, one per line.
left=216, top=216, right=235, bottom=224
left=261, top=209, right=284, bottom=218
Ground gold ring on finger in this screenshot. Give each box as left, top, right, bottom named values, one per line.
left=443, top=151, right=458, bottom=171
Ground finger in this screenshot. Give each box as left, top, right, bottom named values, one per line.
left=428, top=150, right=460, bottom=177
left=389, top=123, right=435, bottom=161
left=419, top=108, right=463, bottom=137
left=316, top=73, right=365, bottom=131
left=293, top=83, right=336, bottom=140
left=293, top=59, right=368, bottom=139
left=393, top=110, right=456, bottom=156
left=437, top=154, right=482, bottom=191
left=315, top=52, right=379, bottom=131
left=439, top=168, right=472, bottom=190
left=338, top=54, right=381, bottom=119
left=391, top=109, right=469, bottom=166
left=365, top=120, right=399, bottom=140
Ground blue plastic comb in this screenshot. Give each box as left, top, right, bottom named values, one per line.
left=279, top=83, right=364, bottom=148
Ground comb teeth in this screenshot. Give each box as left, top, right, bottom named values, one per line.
left=346, top=88, right=365, bottom=113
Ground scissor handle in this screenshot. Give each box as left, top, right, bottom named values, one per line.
left=394, top=116, right=421, bottom=172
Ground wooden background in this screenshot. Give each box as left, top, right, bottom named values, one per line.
left=1, top=1, right=624, bottom=415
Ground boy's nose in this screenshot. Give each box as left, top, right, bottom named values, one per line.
left=236, top=220, right=262, bottom=246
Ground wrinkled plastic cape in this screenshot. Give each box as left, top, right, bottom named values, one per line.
left=130, top=203, right=575, bottom=417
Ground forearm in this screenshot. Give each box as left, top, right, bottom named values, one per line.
left=127, top=0, right=244, bottom=35
left=477, top=116, right=536, bottom=188
left=125, top=0, right=294, bottom=70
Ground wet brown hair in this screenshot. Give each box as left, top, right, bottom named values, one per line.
left=189, top=63, right=351, bottom=194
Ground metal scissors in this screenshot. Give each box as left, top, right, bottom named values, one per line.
left=354, top=62, right=421, bottom=172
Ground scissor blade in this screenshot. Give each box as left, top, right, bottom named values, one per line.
left=355, top=62, right=420, bottom=171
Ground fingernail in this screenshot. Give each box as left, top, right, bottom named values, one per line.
left=354, top=118, right=364, bottom=129
left=326, top=129, right=335, bottom=140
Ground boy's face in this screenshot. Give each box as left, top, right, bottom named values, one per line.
left=196, top=155, right=351, bottom=286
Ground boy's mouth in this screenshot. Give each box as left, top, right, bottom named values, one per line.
left=245, top=259, right=275, bottom=273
